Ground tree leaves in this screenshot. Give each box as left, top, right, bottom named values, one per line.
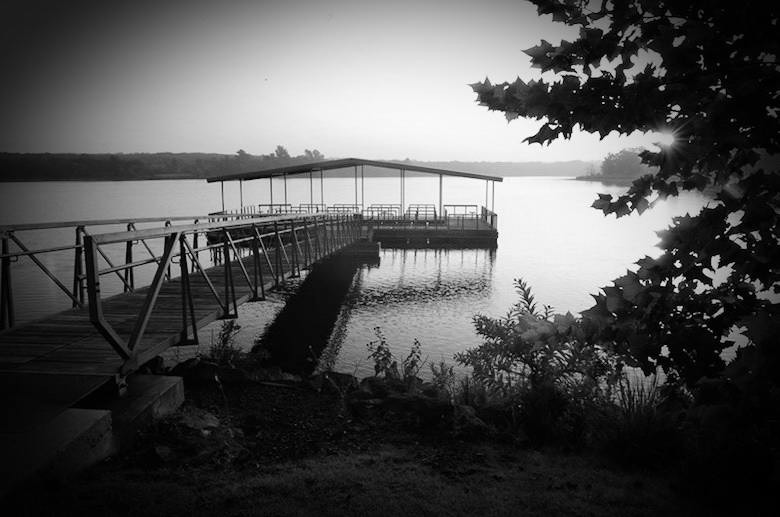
left=472, top=0, right=780, bottom=388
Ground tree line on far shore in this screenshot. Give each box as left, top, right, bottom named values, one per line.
left=579, top=147, right=656, bottom=182
left=0, top=146, right=324, bottom=181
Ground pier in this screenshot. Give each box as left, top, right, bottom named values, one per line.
left=0, top=158, right=501, bottom=490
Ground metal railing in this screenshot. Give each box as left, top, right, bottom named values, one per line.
left=81, top=213, right=361, bottom=374
left=0, top=215, right=222, bottom=330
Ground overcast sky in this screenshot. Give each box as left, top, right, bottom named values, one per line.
left=0, top=0, right=664, bottom=161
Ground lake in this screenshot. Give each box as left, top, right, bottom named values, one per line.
left=0, top=176, right=707, bottom=375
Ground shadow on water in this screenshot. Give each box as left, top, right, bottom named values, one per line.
left=254, top=255, right=368, bottom=375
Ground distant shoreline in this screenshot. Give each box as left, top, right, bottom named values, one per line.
left=573, top=175, right=637, bottom=186
left=0, top=152, right=599, bottom=182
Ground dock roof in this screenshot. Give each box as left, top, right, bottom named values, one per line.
left=206, top=158, right=503, bottom=183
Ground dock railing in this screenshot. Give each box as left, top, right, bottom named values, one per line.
left=80, top=213, right=360, bottom=374
left=0, top=212, right=359, bottom=332
left=0, top=215, right=227, bottom=330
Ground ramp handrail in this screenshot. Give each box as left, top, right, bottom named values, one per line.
left=81, top=213, right=362, bottom=375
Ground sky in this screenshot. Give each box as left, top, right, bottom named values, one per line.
left=0, top=0, right=665, bottom=162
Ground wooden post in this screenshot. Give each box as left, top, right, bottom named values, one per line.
left=239, top=180, right=244, bottom=210
left=220, top=181, right=225, bottom=212
left=284, top=173, right=288, bottom=206
left=1, top=233, right=13, bottom=329
left=269, top=176, right=274, bottom=210
left=491, top=180, right=495, bottom=212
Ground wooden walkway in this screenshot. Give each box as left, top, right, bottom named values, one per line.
left=0, top=216, right=359, bottom=431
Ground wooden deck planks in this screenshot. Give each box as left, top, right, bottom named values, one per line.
left=0, top=242, right=315, bottom=378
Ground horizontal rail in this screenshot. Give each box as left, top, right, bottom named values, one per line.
left=0, top=215, right=215, bottom=233
left=93, top=213, right=342, bottom=245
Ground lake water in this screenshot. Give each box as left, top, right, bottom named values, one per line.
left=0, top=176, right=708, bottom=375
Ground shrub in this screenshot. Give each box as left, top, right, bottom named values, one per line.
left=366, top=327, right=427, bottom=387
left=208, top=320, right=244, bottom=367
left=455, top=278, right=620, bottom=444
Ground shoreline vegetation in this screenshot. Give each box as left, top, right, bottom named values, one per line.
left=0, top=150, right=597, bottom=181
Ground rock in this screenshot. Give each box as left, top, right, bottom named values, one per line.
left=384, top=393, right=453, bottom=427
left=279, top=372, right=302, bottom=383
left=216, top=366, right=251, bottom=384
left=359, top=376, right=390, bottom=398
left=154, top=444, right=174, bottom=463
left=348, top=398, right=385, bottom=418
left=170, top=358, right=220, bottom=384
left=310, top=371, right=359, bottom=393
left=324, top=371, right=359, bottom=392
left=252, top=366, right=303, bottom=383
left=180, top=408, right=220, bottom=432
left=420, top=381, right=446, bottom=399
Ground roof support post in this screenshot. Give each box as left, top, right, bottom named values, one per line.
left=269, top=176, right=274, bottom=211
left=220, top=181, right=225, bottom=212
left=283, top=173, right=288, bottom=206
left=361, top=165, right=365, bottom=211
left=320, top=169, right=324, bottom=207
left=309, top=170, right=314, bottom=207
left=354, top=165, right=358, bottom=209
left=400, top=169, right=404, bottom=217
left=491, top=180, right=495, bottom=212
left=438, top=174, right=443, bottom=220
left=239, top=180, right=244, bottom=211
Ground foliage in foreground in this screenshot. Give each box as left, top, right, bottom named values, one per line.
left=472, top=0, right=779, bottom=389
left=469, top=1, right=778, bottom=501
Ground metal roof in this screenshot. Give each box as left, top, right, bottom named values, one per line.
left=206, top=158, right=503, bottom=183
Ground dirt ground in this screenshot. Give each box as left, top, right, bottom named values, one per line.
left=6, top=380, right=705, bottom=516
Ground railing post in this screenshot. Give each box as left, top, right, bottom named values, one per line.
left=84, top=235, right=131, bottom=360
left=192, top=219, right=199, bottom=273
left=164, top=220, right=172, bottom=280
left=251, top=227, right=265, bottom=300
left=124, top=223, right=134, bottom=293
left=1, top=233, right=14, bottom=329
left=179, top=234, right=198, bottom=346
left=290, top=220, right=300, bottom=278
left=72, top=226, right=85, bottom=308
left=221, top=232, right=237, bottom=319
left=302, top=218, right=312, bottom=268
left=273, top=221, right=282, bottom=287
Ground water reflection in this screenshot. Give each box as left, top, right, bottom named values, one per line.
left=327, top=248, right=497, bottom=377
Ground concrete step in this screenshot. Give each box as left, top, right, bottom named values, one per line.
left=105, top=374, right=184, bottom=450
left=0, top=374, right=184, bottom=498
left=0, top=407, right=113, bottom=498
